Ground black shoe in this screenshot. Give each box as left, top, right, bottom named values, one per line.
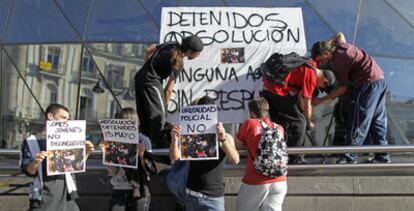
left=336, top=158, right=357, bottom=164
left=289, top=157, right=311, bottom=164
left=370, top=157, right=391, bottom=164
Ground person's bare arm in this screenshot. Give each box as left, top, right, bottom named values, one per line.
left=313, top=85, right=348, bottom=106
left=164, top=78, right=176, bottom=107
left=217, top=123, right=240, bottom=164
left=25, top=151, right=48, bottom=176
left=144, top=44, right=157, bottom=61
left=85, top=140, right=94, bottom=159
left=169, top=125, right=181, bottom=162
left=327, top=32, right=346, bottom=46
left=303, top=97, right=315, bottom=129
left=138, top=143, right=146, bottom=169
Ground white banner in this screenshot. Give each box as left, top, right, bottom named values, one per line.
left=160, top=7, right=307, bottom=123
left=46, top=120, right=86, bottom=175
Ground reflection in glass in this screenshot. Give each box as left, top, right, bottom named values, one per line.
left=0, top=43, right=151, bottom=148
left=1, top=1, right=414, bottom=149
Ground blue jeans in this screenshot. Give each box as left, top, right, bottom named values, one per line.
left=186, top=192, right=225, bottom=211
left=345, top=78, right=390, bottom=161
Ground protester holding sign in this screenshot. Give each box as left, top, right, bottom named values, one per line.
left=20, top=104, right=94, bottom=211
left=134, top=35, right=204, bottom=148
left=46, top=120, right=87, bottom=176
left=261, top=54, right=336, bottom=164
left=179, top=103, right=219, bottom=161
left=169, top=96, right=239, bottom=211
left=311, top=32, right=391, bottom=164
left=235, top=97, right=288, bottom=211
left=99, top=108, right=157, bottom=211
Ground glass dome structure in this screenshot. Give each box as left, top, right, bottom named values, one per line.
left=0, top=0, right=413, bottom=148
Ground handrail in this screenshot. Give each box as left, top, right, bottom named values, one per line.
left=121, top=145, right=414, bottom=156
left=1, top=145, right=414, bottom=157
left=2, top=146, right=414, bottom=176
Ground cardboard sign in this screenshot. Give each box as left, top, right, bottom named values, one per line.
left=179, top=105, right=218, bottom=160
left=46, top=120, right=86, bottom=176
left=99, top=119, right=139, bottom=169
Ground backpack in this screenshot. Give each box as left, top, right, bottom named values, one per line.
left=252, top=120, right=288, bottom=177
left=260, top=52, right=317, bottom=84
left=166, top=160, right=189, bottom=204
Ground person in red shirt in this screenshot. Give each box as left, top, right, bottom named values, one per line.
left=261, top=59, right=336, bottom=164
left=235, top=97, right=287, bottom=211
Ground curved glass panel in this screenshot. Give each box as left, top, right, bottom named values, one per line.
left=2, top=45, right=47, bottom=148
left=55, top=0, right=93, bottom=38
left=1, top=1, right=414, bottom=149
left=356, top=0, right=414, bottom=58
left=81, top=43, right=148, bottom=144
left=376, top=57, right=414, bottom=144
left=86, top=0, right=159, bottom=43
left=308, top=0, right=358, bottom=43
left=0, top=0, right=11, bottom=41
left=376, top=57, right=414, bottom=100
left=4, top=0, right=80, bottom=43
left=224, top=0, right=269, bottom=7
left=139, top=0, right=178, bottom=28
left=175, top=0, right=226, bottom=7
left=386, top=0, right=414, bottom=27
left=300, top=3, right=333, bottom=52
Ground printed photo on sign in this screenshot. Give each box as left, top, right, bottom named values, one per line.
left=220, top=48, right=245, bottom=64
left=47, top=148, right=85, bottom=175
left=46, top=120, right=86, bottom=175
left=180, top=134, right=217, bottom=159
left=179, top=104, right=218, bottom=160
left=99, top=119, right=139, bottom=169
left=102, top=141, right=138, bottom=168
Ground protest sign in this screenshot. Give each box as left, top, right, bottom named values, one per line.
left=46, top=120, right=86, bottom=176
left=160, top=7, right=307, bottom=123
left=179, top=104, right=218, bottom=160
left=99, top=119, right=140, bottom=169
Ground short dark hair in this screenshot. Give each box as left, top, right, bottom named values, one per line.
left=197, top=95, right=215, bottom=105
left=114, top=107, right=139, bottom=121
left=248, top=97, right=269, bottom=118
left=311, top=41, right=334, bottom=59
left=45, top=104, right=69, bottom=119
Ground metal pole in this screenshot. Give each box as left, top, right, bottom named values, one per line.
left=75, top=45, right=85, bottom=119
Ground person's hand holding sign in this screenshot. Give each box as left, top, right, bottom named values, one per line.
left=85, top=140, right=95, bottom=158
left=138, top=143, right=145, bottom=158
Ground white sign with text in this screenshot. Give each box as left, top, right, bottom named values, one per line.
left=160, top=7, right=307, bottom=123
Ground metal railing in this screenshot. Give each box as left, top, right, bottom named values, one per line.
left=2, top=145, right=414, bottom=158
left=2, top=145, right=414, bottom=173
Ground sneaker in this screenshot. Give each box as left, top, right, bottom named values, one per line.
left=289, top=157, right=311, bottom=164
left=370, top=157, right=391, bottom=164
left=336, top=158, right=357, bottom=164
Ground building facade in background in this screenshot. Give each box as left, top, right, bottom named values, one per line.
left=1, top=43, right=148, bottom=148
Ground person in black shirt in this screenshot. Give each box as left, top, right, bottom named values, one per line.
left=169, top=96, right=240, bottom=211
left=134, top=35, right=204, bottom=148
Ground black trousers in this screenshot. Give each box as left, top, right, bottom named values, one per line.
left=262, top=90, right=306, bottom=148
left=135, top=82, right=169, bottom=148
left=109, top=190, right=150, bottom=211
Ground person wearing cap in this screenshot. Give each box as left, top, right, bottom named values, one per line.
left=134, top=35, right=204, bottom=148
left=311, top=32, right=391, bottom=164
left=261, top=57, right=336, bottom=164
